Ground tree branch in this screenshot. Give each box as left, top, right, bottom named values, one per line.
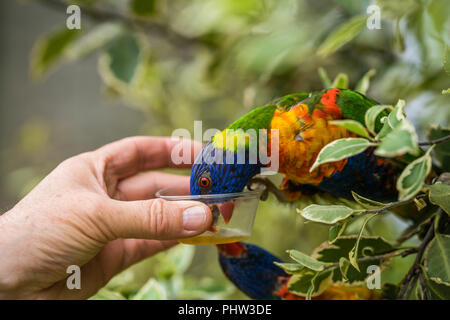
left=396, top=215, right=436, bottom=300
left=418, top=134, right=450, bottom=146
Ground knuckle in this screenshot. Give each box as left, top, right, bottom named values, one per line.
left=147, top=199, right=171, bottom=237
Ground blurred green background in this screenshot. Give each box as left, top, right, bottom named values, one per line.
left=0, top=0, right=449, bottom=299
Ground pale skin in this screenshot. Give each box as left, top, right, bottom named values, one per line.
left=0, top=136, right=212, bottom=299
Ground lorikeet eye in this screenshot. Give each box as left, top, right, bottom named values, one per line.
left=198, top=177, right=211, bottom=188
left=197, top=171, right=212, bottom=192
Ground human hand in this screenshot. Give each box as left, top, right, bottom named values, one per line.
left=0, top=137, right=212, bottom=299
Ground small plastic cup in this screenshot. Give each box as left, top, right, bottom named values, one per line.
left=156, top=186, right=263, bottom=245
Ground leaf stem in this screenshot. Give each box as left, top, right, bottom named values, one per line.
left=355, top=194, right=427, bottom=216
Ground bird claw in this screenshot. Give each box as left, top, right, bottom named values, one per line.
left=247, top=177, right=290, bottom=203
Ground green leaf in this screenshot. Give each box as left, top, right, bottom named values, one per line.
left=299, top=204, right=356, bottom=225
left=317, top=15, right=367, bottom=57
left=424, top=233, right=450, bottom=286
left=444, top=45, right=450, bottom=76
left=339, top=257, right=351, bottom=282
left=348, top=214, right=378, bottom=272
left=154, top=245, right=195, bottom=278
left=386, top=99, right=406, bottom=129
left=273, top=262, right=304, bottom=274
left=374, top=120, right=420, bottom=157
left=426, top=125, right=450, bottom=171
left=355, top=69, right=376, bottom=95
left=329, top=120, right=370, bottom=138
left=329, top=222, right=347, bottom=244
left=30, top=27, right=80, bottom=78
left=314, top=236, right=394, bottom=283
left=310, top=138, right=376, bottom=172
left=318, top=67, right=332, bottom=89
left=429, top=182, right=450, bottom=215
left=132, top=278, right=167, bottom=300
left=287, top=249, right=327, bottom=271
left=425, top=276, right=450, bottom=299
left=396, top=147, right=434, bottom=200
left=89, top=288, right=127, bottom=300
left=66, top=23, right=124, bottom=61
left=375, top=99, right=406, bottom=140
left=331, top=73, right=349, bottom=89
left=287, top=269, right=333, bottom=298
left=130, top=0, right=157, bottom=16
left=351, top=191, right=388, bottom=209
left=100, top=33, right=141, bottom=84
left=364, top=105, right=393, bottom=134
left=443, top=88, right=450, bottom=95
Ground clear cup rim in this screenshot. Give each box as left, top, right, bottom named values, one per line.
left=155, top=185, right=264, bottom=201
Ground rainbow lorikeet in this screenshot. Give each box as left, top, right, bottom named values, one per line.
left=218, top=242, right=378, bottom=300
left=190, top=88, right=401, bottom=221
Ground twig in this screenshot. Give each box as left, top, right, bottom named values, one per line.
left=396, top=217, right=435, bottom=299
left=356, top=194, right=427, bottom=216
left=323, top=247, right=418, bottom=271
left=419, top=272, right=428, bottom=300
left=418, top=134, right=450, bottom=146
left=395, top=215, right=434, bottom=245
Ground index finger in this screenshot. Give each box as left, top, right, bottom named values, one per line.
left=94, top=136, right=203, bottom=180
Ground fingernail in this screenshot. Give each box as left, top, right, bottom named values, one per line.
left=183, top=206, right=207, bottom=231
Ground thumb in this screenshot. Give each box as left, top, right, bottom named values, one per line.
left=103, top=199, right=212, bottom=240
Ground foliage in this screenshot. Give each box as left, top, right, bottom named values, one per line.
left=89, top=244, right=234, bottom=300
left=7, top=0, right=449, bottom=300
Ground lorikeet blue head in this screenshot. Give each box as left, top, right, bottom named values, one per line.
left=217, top=242, right=288, bottom=300
left=190, top=142, right=262, bottom=196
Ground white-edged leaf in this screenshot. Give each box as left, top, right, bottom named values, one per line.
left=364, top=105, right=393, bottom=134
left=132, top=278, right=167, bottom=300
left=348, top=214, right=378, bottom=272
left=351, top=191, right=388, bottom=209
left=339, top=257, right=351, bottom=282
left=355, top=69, right=376, bottom=95
left=299, top=205, right=356, bottom=225
left=374, top=119, right=420, bottom=157
left=287, top=250, right=327, bottom=271
left=424, top=233, right=450, bottom=286
left=273, top=262, right=304, bottom=274
left=317, top=15, right=367, bottom=57
left=329, top=120, right=370, bottom=138
left=387, top=99, right=406, bottom=129
left=287, top=269, right=333, bottom=298
left=310, top=138, right=376, bottom=172
left=331, top=73, right=349, bottom=89
left=396, top=147, right=434, bottom=200
left=329, top=222, right=347, bottom=243
left=30, top=27, right=80, bottom=78
left=66, top=23, right=124, bottom=61
left=429, top=182, right=450, bottom=215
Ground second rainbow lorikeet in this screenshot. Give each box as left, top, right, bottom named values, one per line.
left=190, top=88, right=405, bottom=221
left=217, top=242, right=378, bottom=300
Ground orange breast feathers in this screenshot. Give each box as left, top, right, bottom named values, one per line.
left=270, top=102, right=352, bottom=186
